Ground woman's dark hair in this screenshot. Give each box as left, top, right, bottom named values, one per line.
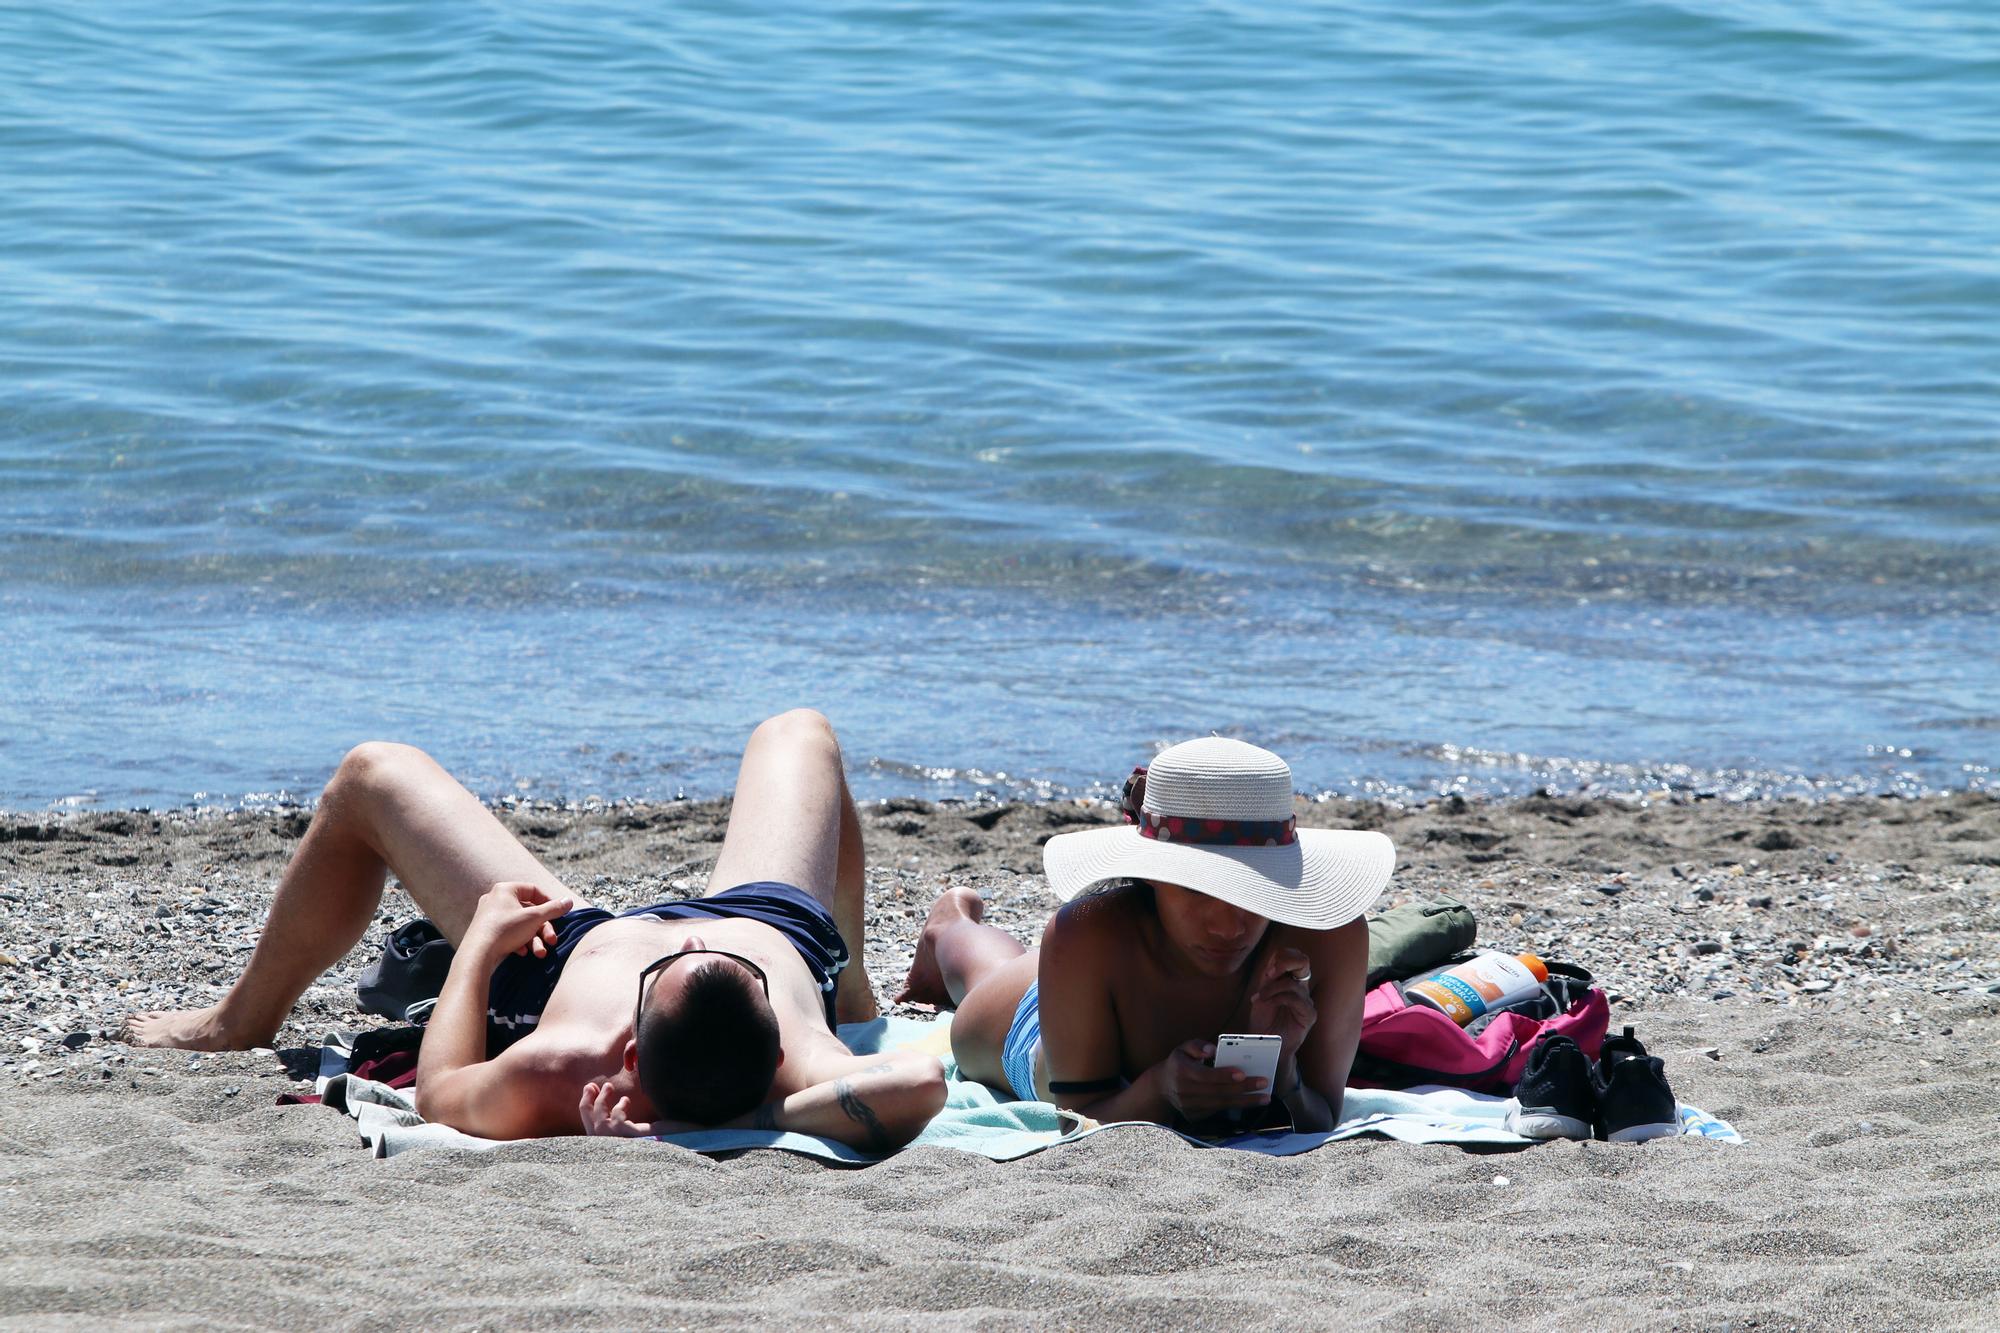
left=636, top=961, right=781, bottom=1124
left=1104, top=877, right=1154, bottom=907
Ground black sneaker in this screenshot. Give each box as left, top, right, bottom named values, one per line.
left=1599, top=1024, right=1649, bottom=1069
left=1504, top=1033, right=1595, bottom=1140
left=1595, top=1030, right=1681, bottom=1143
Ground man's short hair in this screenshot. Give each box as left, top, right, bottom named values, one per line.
left=636, top=961, right=781, bottom=1124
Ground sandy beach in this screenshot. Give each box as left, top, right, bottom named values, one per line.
left=2, top=790, right=1996, bottom=1329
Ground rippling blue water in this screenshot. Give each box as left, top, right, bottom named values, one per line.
left=2, top=1, right=1995, bottom=809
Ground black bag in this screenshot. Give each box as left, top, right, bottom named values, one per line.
left=356, top=918, right=455, bottom=1022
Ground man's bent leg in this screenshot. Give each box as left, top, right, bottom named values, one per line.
left=829, top=762, right=878, bottom=1022
left=706, top=709, right=879, bottom=1022
left=125, top=742, right=580, bottom=1050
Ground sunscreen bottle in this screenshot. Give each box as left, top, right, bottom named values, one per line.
left=1401, top=952, right=1550, bottom=1026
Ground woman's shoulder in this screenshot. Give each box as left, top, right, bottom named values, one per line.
left=1045, top=880, right=1148, bottom=950
left=1039, top=883, right=1151, bottom=1001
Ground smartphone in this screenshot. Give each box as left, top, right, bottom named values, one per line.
left=1213, top=1033, right=1283, bottom=1099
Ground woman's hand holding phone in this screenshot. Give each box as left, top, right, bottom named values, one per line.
left=1154, top=1039, right=1273, bottom=1121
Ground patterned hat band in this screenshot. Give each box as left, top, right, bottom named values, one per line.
left=1121, top=768, right=1298, bottom=847
left=1135, top=811, right=1298, bottom=848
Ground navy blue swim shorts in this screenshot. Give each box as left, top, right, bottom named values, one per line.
left=483, top=881, right=848, bottom=1054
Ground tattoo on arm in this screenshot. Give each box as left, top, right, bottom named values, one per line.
left=752, top=1101, right=780, bottom=1132
left=834, top=1077, right=891, bottom=1152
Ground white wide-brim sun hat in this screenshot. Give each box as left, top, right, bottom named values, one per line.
left=1043, top=736, right=1394, bottom=930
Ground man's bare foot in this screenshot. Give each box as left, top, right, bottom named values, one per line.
left=894, top=886, right=984, bottom=1007
left=122, top=1005, right=272, bottom=1052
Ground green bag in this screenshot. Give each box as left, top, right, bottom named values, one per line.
left=1365, top=896, right=1478, bottom=987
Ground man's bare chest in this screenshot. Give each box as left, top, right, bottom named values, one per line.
left=545, top=914, right=816, bottom=1020
left=564, top=913, right=785, bottom=968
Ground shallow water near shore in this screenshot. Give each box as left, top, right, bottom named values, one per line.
left=4, top=2, right=1997, bottom=809
left=6, top=576, right=1991, bottom=810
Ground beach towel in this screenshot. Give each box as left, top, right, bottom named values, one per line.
left=309, top=1014, right=1739, bottom=1161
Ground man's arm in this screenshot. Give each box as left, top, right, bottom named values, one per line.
left=413, top=882, right=574, bottom=1139
left=580, top=1050, right=947, bottom=1152
left=745, top=1051, right=947, bottom=1152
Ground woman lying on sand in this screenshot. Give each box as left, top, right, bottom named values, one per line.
left=898, top=737, right=1394, bottom=1133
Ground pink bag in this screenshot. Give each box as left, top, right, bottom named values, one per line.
left=1350, top=966, right=1610, bottom=1094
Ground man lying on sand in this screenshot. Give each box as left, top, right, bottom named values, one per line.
left=126, top=709, right=947, bottom=1151
left=898, top=737, right=1392, bottom=1133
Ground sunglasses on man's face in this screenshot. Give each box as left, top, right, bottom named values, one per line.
left=634, top=949, right=770, bottom=1032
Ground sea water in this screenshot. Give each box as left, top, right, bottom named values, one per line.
left=2, top=1, right=1995, bottom=810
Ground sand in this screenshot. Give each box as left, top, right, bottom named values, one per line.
left=2, top=790, right=1997, bottom=1329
